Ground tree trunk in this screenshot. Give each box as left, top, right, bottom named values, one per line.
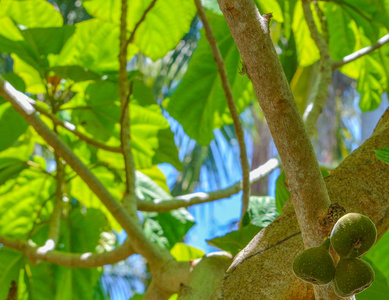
left=212, top=108, right=389, bottom=299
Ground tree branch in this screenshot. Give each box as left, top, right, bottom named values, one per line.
left=0, top=78, right=168, bottom=267
left=33, top=102, right=121, bottom=153
left=138, top=157, right=280, bottom=212
left=217, top=0, right=331, bottom=248
left=194, top=0, right=251, bottom=225
left=126, top=0, right=158, bottom=47
left=301, top=0, right=333, bottom=136
left=47, top=152, right=63, bottom=247
left=120, top=0, right=138, bottom=221
left=0, top=235, right=135, bottom=268
left=332, top=34, right=389, bottom=69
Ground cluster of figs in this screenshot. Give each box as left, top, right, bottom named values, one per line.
left=293, top=213, right=377, bottom=297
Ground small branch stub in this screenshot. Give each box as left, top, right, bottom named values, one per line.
left=263, top=12, right=273, bottom=31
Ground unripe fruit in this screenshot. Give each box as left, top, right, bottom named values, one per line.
left=333, top=258, right=375, bottom=297
left=292, top=239, right=335, bottom=285
left=330, top=213, right=377, bottom=258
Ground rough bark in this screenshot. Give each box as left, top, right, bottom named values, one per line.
left=211, top=109, right=389, bottom=299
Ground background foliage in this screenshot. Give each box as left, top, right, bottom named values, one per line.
left=0, top=0, right=388, bottom=299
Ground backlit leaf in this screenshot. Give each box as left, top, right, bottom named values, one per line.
left=0, top=102, right=29, bottom=152
left=207, top=224, right=262, bottom=256
left=165, top=12, right=253, bottom=145
left=0, top=0, right=62, bottom=28
left=82, top=0, right=196, bottom=60
left=375, top=146, right=389, bottom=165
left=242, top=196, right=279, bottom=228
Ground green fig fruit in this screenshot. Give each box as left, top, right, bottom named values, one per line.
left=333, top=258, right=375, bottom=297
left=292, top=239, right=335, bottom=285
left=330, top=213, right=377, bottom=258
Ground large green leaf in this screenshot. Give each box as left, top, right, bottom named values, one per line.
left=54, top=19, right=136, bottom=73
left=323, top=3, right=358, bottom=61
left=0, top=23, right=82, bottom=88
left=290, top=65, right=315, bottom=113
left=21, top=26, right=76, bottom=58
left=135, top=169, right=172, bottom=201
left=0, top=158, right=28, bottom=186
left=292, top=2, right=320, bottom=67
left=45, top=65, right=101, bottom=82
left=82, top=0, right=196, bottom=61
left=68, top=166, right=123, bottom=231
left=324, top=0, right=389, bottom=83
left=0, top=0, right=63, bottom=28
left=0, top=103, right=29, bottom=152
left=0, top=248, right=24, bottom=300
left=68, top=208, right=111, bottom=253
left=357, top=55, right=387, bottom=112
left=0, top=131, right=35, bottom=161
left=275, top=171, right=290, bottom=214
left=0, top=16, right=23, bottom=42
left=67, top=80, right=181, bottom=169
left=0, top=72, right=26, bottom=93
left=170, top=243, right=204, bottom=262
left=0, top=169, right=54, bottom=238
left=25, top=210, right=105, bottom=300
left=334, top=0, right=383, bottom=41
left=0, top=17, right=38, bottom=68
left=165, top=12, right=253, bottom=145
left=143, top=209, right=195, bottom=250
left=207, top=224, right=262, bottom=256
left=11, top=55, right=46, bottom=94
left=242, top=196, right=279, bottom=228
left=375, top=146, right=389, bottom=165
left=69, top=80, right=121, bottom=142
left=138, top=166, right=171, bottom=193
left=130, top=104, right=181, bottom=169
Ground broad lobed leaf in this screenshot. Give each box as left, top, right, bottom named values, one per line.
left=165, top=12, right=254, bottom=146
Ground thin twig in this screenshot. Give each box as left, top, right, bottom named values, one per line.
left=313, top=1, right=328, bottom=45
left=119, top=0, right=138, bottom=220
left=138, top=157, right=280, bottom=212
left=126, top=0, right=158, bottom=47
left=33, top=102, right=121, bottom=153
left=332, top=34, right=389, bottom=69
left=301, top=0, right=332, bottom=136
left=194, top=0, right=251, bottom=226
left=47, top=138, right=64, bottom=246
